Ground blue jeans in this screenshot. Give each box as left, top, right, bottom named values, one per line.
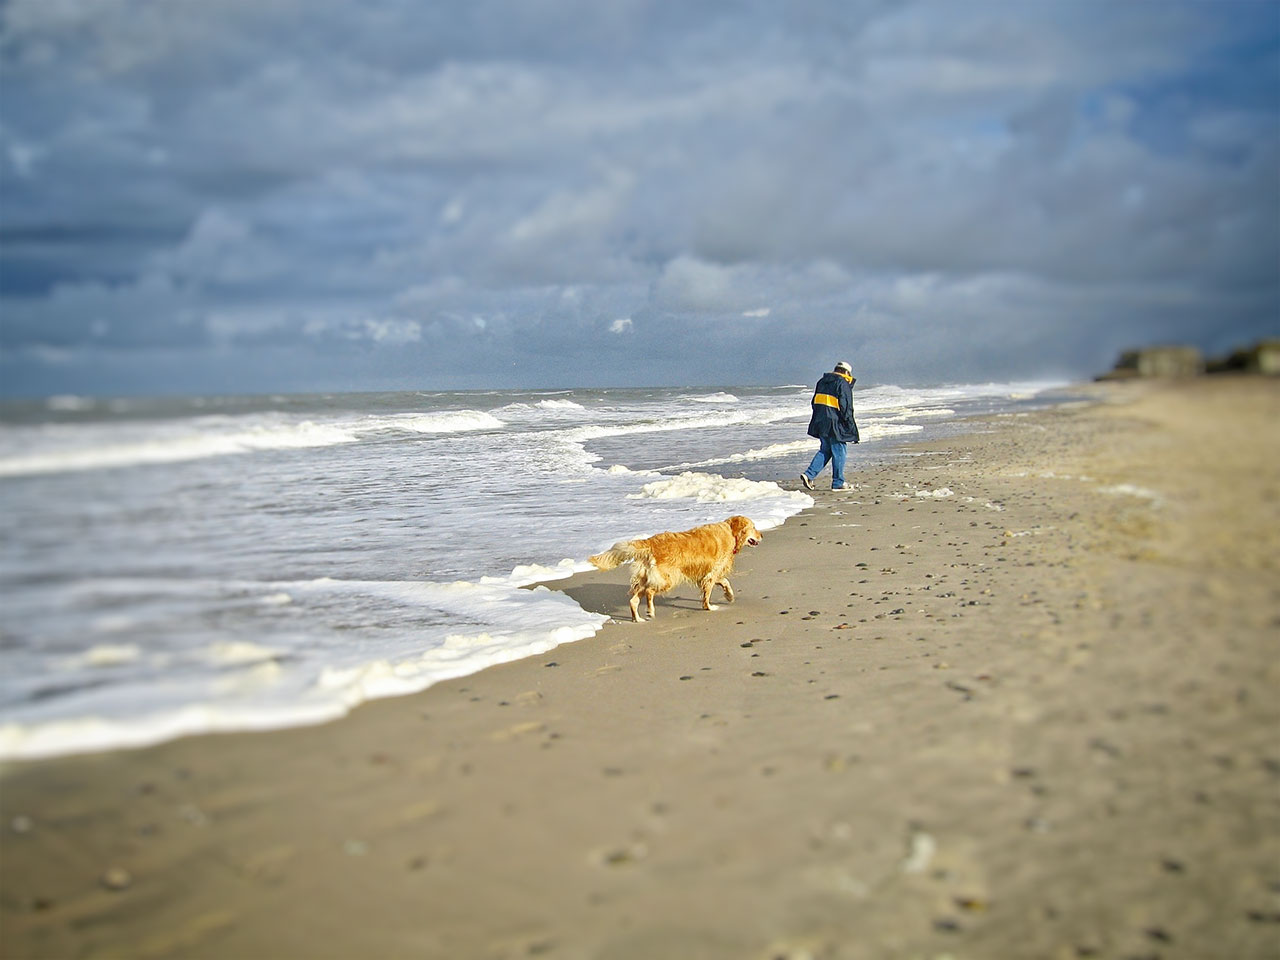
left=804, top=438, right=847, bottom=489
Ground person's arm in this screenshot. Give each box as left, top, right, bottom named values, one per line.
left=843, top=381, right=859, bottom=442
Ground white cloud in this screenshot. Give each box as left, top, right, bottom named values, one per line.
left=7, top=142, right=44, bottom=178
left=654, top=256, right=756, bottom=313
left=609, top=317, right=633, bottom=333
left=362, top=318, right=423, bottom=344
left=205, top=307, right=288, bottom=345
left=151, top=208, right=277, bottom=284
left=440, top=197, right=466, bottom=225
left=506, top=170, right=635, bottom=245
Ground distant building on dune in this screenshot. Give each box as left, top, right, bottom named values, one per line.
left=1098, top=339, right=1280, bottom=380
left=1207, top=339, right=1280, bottom=376
left=1098, top=345, right=1205, bottom=380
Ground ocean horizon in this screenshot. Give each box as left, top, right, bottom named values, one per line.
left=0, top=379, right=1069, bottom=760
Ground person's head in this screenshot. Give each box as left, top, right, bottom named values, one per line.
left=834, top=361, right=852, bottom=376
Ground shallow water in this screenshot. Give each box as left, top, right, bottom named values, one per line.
left=0, top=380, right=1065, bottom=758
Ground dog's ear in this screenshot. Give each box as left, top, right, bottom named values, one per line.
left=727, top=515, right=751, bottom=548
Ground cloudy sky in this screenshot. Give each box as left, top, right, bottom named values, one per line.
left=1, top=0, right=1277, bottom=396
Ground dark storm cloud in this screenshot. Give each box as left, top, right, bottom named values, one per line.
left=0, top=0, right=1276, bottom=396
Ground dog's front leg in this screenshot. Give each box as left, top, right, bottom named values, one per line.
left=718, top=579, right=735, bottom=603
left=700, top=579, right=720, bottom=611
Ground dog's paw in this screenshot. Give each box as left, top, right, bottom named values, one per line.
left=705, top=604, right=719, bottom=612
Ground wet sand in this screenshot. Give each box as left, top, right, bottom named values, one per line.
left=2, top=376, right=1278, bottom=960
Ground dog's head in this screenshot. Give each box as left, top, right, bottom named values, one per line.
left=726, top=515, right=762, bottom=552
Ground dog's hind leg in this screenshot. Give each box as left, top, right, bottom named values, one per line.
left=644, top=589, right=657, bottom=619
left=628, top=588, right=644, bottom=622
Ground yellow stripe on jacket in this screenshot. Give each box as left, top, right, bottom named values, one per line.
left=813, top=392, right=841, bottom=409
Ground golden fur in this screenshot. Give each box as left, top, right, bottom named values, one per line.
left=588, top=515, right=762, bottom=622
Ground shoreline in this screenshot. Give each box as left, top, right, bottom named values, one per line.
left=0, top=381, right=1010, bottom=766
left=2, top=376, right=1277, bottom=960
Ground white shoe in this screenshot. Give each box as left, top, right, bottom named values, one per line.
left=799, top=474, right=814, bottom=491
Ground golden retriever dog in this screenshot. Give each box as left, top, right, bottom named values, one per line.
left=588, top=515, right=762, bottom=622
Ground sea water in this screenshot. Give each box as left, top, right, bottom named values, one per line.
left=0, top=381, right=1064, bottom=759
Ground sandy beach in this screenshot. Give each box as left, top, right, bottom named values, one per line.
left=2, top=376, right=1278, bottom=960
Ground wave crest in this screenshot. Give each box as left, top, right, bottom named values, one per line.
left=0, top=421, right=360, bottom=477
left=381, top=411, right=504, bottom=434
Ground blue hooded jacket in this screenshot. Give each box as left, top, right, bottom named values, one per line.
left=807, top=371, right=859, bottom=443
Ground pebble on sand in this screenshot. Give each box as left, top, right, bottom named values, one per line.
left=901, top=831, right=936, bottom=873
left=100, top=867, right=132, bottom=891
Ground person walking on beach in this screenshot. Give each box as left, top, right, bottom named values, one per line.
left=800, top=360, right=860, bottom=491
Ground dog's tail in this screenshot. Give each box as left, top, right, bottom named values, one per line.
left=588, top=541, right=651, bottom=571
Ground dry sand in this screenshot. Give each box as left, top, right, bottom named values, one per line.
left=2, top=376, right=1278, bottom=960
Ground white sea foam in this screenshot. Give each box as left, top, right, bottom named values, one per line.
left=563, top=416, right=723, bottom=445
left=891, top=486, right=955, bottom=501
left=535, top=399, right=585, bottom=410
left=46, top=395, right=96, bottom=412
left=669, top=440, right=815, bottom=470
left=207, top=641, right=283, bottom=665
left=0, top=421, right=360, bottom=476
left=855, top=380, right=1065, bottom=416
left=0, top=407, right=512, bottom=477
left=494, top=399, right=586, bottom=419
left=688, top=392, right=739, bottom=404
left=313, top=613, right=600, bottom=706
left=90, top=614, right=141, bottom=634
left=631, top=472, right=789, bottom=503
left=60, top=644, right=142, bottom=669
left=860, top=423, right=925, bottom=441
left=562, top=404, right=798, bottom=448
left=0, top=702, right=348, bottom=762
left=626, top=474, right=812, bottom=532
left=214, top=660, right=284, bottom=694
left=0, top=580, right=608, bottom=761
left=378, top=410, right=504, bottom=434
left=498, top=559, right=592, bottom=586
left=881, top=407, right=956, bottom=421
left=916, top=487, right=955, bottom=498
